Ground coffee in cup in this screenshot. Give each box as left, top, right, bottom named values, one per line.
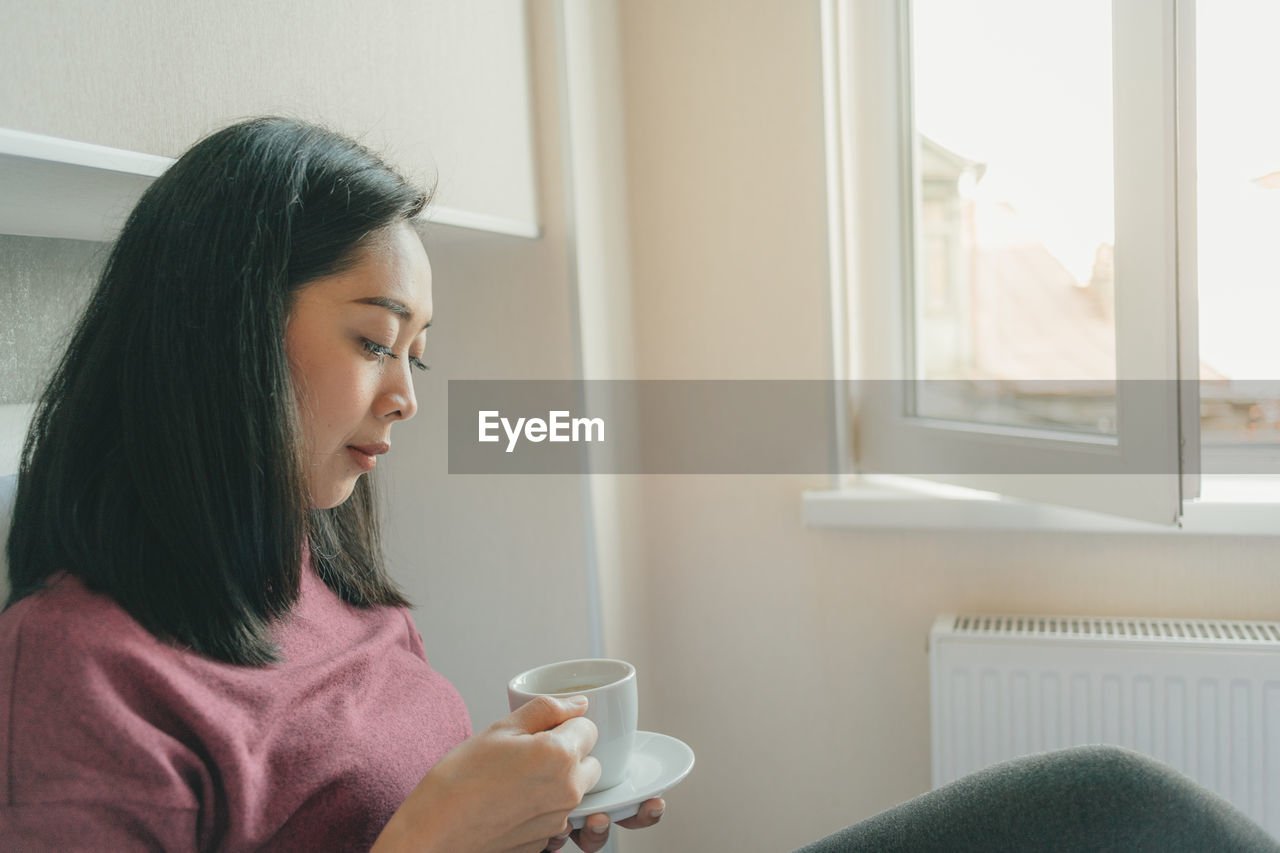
left=508, top=658, right=637, bottom=793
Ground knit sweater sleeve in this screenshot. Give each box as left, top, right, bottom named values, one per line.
left=2, top=802, right=200, bottom=851
left=0, top=579, right=210, bottom=851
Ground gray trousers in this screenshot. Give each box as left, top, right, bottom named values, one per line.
left=793, top=746, right=1280, bottom=853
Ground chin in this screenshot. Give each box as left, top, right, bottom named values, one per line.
left=311, top=478, right=359, bottom=510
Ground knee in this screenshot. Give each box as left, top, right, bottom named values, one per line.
left=1063, top=743, right=1152, bottom=768
left=1049, top=744, right=1183, bottom=797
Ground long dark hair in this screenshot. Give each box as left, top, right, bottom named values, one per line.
left=5, top=117, right=427, bottom=665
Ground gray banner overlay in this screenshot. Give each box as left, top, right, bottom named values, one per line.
left=446, top=380, right=1280, bottom=475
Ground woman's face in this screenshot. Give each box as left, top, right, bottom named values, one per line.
left=285, top=222, right=433, bottom=509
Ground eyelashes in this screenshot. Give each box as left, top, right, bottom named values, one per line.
left=362, top=339, right=430, bottom=372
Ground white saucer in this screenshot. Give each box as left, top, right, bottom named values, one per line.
left=568, top=731, right=695, bottom=830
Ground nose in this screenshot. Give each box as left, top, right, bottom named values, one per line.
left=375, top=360, right=418, bottom=422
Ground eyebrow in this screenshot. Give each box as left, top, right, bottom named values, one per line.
left=352, top=296, right=432, bottom=330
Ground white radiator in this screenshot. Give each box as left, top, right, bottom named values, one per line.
left=929, top=612, right=1280, bottom=839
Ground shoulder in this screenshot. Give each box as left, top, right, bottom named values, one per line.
left=4, top=572, right=154, bottom=647
left=0, top=573, right=169, bottom=688
left=0, top=573, right=204, bottom=811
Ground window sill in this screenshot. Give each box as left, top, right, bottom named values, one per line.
left=802, top=475, right=1280, bottom=536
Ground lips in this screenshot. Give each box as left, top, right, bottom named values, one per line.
left=346, top=442, right=390, bottom=472
left=348, top=442, right=391, bottom=457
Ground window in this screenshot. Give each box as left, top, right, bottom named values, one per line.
left=1195, top=0, right=1280, bottom=461
left=824, top=0, right=1280, bottom=524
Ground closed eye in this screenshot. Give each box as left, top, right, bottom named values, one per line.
left=364, top=339, right=429, bottom=372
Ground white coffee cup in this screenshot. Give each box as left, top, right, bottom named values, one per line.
left=507, top=658, right=638, bottom=793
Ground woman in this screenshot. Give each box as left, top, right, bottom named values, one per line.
left=1, top=117, right=662, bottom=851
left=4, top=117, right=1277, bottom=853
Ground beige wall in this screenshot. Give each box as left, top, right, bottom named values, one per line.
left=0, top=0, right=537, bottom=224
left=610, top=3, right=1280, bottom=852
left=384, top=2, right=601, bottom=724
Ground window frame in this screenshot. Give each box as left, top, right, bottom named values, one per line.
left=824, top=0, right=1208, bottom=525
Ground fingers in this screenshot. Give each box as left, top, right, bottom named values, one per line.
left=543, top=711, right=601, bottom=793
left=571, top=798, right=665, bottom=851
left=545, top=827, right=572, bottom=851
left=573, top=753, right=602, bottom=795
left=572, top=815, right=611, bottom=852
left=550, top=714, right=599, bottom=759
left=504, top=694, right=589, bottom=735
left=615, top=797, right=665, bottom=829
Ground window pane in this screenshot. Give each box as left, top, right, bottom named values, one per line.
left=1196, top=0, right=1280, bottom=446
left=909, top=0, right=1116, bottom=434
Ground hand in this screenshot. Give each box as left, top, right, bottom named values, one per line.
left=372, top=695, right=601, bottom=853
left=543, top=798, right=666, bottom=853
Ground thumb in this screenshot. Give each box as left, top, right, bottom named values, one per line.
left=503, top=694, right=589, bottom=735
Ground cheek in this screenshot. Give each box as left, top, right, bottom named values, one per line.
left=300, top=361, right=376, bottom=439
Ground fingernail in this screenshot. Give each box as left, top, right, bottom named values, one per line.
left=564, top=695, right=588, bottom=708
left=648, top=806, right=665, bottom=819
left=591, top=823, right=609, bottom=834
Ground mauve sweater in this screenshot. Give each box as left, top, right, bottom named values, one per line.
left=0, top=562, right=472, bottom=851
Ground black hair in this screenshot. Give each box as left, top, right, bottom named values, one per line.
left=5, top=117, right=428, bottom=665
